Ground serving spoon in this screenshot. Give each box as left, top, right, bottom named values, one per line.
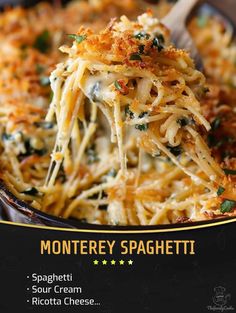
left=158, top=0, right=236, bottom=70
left=161, top=0, right=203, bottom=69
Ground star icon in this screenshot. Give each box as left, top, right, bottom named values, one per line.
left=102, top=260, right=107, bottom=265
left=128, top=260, right=133, bottom=265
left=93, top=260, right=99, bottom=265
left=119, top=260, right=125, bottom=265
left=111, top=260, right=116, bottom=265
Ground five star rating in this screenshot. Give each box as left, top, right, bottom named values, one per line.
left=93, top=259, right=133, bottom=266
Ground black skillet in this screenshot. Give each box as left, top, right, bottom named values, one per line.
left=0, top=0, right=235, bottom=231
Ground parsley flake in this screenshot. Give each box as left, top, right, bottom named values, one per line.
left=217, top=186, right=225, bottom=196
left=220, top=199, right=236, bottom=213
left=34, top=30, right=51, bottom=53
left=134, top=32, right=150, bottom=40
left=68, top=34, right=87, bottom=44
left=114, top=80, right=122, bottom=91
left=129, top=53, right=142, bottom=61
left=223, top=169, right=236, bottom=175
left=152, top=35, right=165, bottom=51
left=135, top=123, right=148, bottom=131
left=211, top=117, right=221, bottom=130
left=40, top=76, right=50, bottom=86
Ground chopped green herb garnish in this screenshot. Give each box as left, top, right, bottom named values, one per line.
left=197, top=15, right=209, bottom=28
left=217, top=186, right=225, bottom=196
left=125, top=105, right=134, bottom=119
left=177, top=117, right=189, bottom=127
left=86, top=144, right=99, bottom=164
left=211, top=117, right=221, bottom=130
left=114, top=80, right=122, bottom=91
left=33, top=30, right=50, bottom=53
left=167, top=145, right=182, bottom=156
left=223, top=169, right=236, bottom=175
left=220, top=199, right=236, bottom=213
left=203, top=87, right=210, bottom=93
left=125, top=108, right=148, bottom=121
left=2, top=133, right=14, bottom=141
left=129, top=53, right=142, bottom=61
left=68, top=34, right=87, bottom=44
left=207, top=134, right=216, bottom=147
left=138, top=44, right=145, bottom=54
left=21, top=187, right=40, bottom=196
left=34, top=121, right=54, bottom=129
left=135, top=123, right=148, bottom=131
left=152, top=35, right=164, bottom=51
left=134, top=32, right=150, bottom=40
left=132, top=111, right=149, bottom=131
left=138, top=111, right=148, bottom=118
left=107, top=168, right=117, bottom=177
left=156, top=34, right=165, bottom=43
left=40, top=76, right=50, bottom=86
left=114, top=80, right=129, bottom=95
left=35, top=64, right=45, bottom=74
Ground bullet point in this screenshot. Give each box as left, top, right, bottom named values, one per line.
left=27, top=276, right=29, bottom=278
left=27, top=300, right=29, bottom=302
left=27, top=288, right=29, bottom=290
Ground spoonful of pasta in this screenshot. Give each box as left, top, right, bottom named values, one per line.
left=45, top=12, right=226, bottom=189
left=41, top=10, right=236, bottom=223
